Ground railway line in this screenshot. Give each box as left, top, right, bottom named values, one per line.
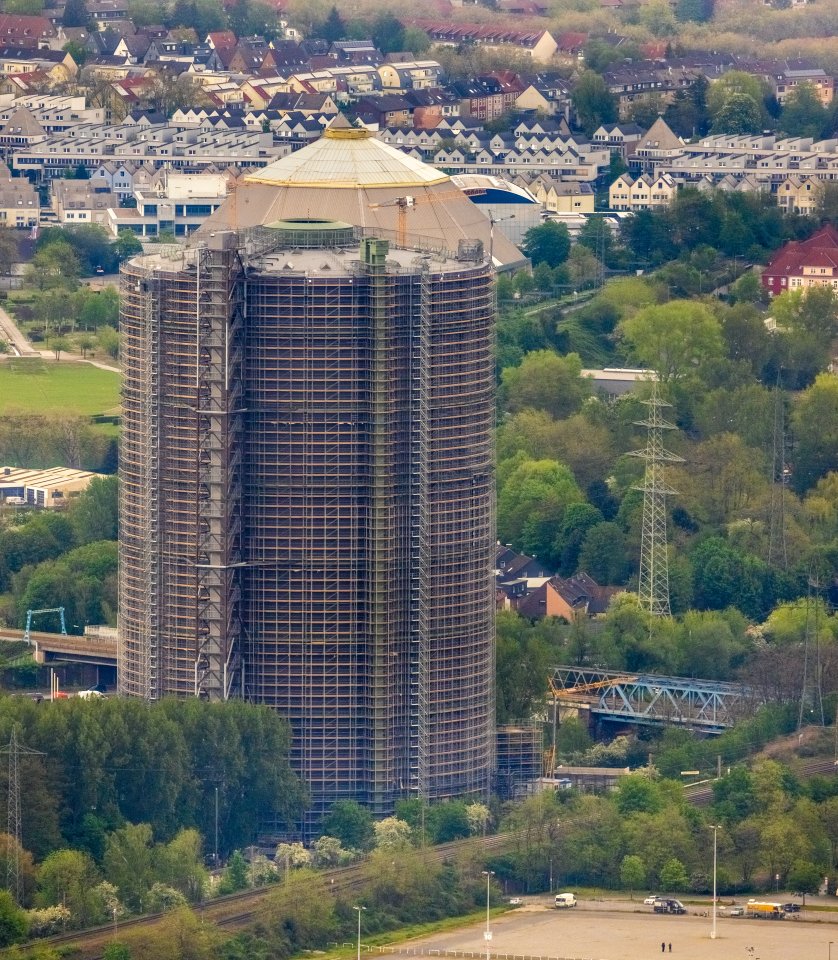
left=26, top=759, right=838, bottom=958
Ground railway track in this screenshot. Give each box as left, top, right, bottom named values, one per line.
left=27, top=759, right=838, bottom=958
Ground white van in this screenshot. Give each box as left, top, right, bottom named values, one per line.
left=555, top=893, right=577, bottom=908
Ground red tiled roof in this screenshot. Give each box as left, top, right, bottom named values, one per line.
left=764, top=224, right=838, bottom=278
left=0, top=14, right=54, bottom=44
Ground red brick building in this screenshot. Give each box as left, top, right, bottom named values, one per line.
left=761, top=224, right=838, bottom=297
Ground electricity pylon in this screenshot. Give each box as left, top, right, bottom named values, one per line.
left=629, top=381, right=683, bottom=617
left=2, top=726, right=44, bottom=903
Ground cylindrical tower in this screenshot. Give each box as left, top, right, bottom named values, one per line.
left=119, top=118, right=512, bottom=824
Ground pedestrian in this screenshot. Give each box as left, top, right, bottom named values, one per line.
left=661, top=943, right=665, bottom=953
left=668, top=945, right=672, bottom=953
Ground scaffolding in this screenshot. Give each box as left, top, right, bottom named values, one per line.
left=119, top=226, right=496, bottom=827
left=195, top=233, right=245, bottom=701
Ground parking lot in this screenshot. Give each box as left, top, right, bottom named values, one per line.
left=386, top=898, right=838, bottom=960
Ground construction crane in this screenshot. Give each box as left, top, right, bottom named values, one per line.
left=544, top=673, right=638, bottom=778
left=368, top=187, right=488, bottom=250
left=548, top=674, right=638, bottom=700
left=368, top=195, right=415, bottom=247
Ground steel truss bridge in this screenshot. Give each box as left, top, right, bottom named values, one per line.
left=549, top=666, right=757, bottom=733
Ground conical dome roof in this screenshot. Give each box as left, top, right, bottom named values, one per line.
left=246, top=114, right=448, bottom=190
left=199, top=116, right=526, bottom=269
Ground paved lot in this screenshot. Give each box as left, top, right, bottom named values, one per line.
left=388, top=900, right=837, bottom=960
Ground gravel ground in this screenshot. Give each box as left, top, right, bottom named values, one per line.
left=382, top=899, right=837, bottom=960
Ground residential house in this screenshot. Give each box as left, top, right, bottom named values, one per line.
left=377, top=60, right=442, bottom=92
left=591, top=121, right=643, bottom=159
left=525, top=175, right=595, bottom=213
left=354, top=94, right=413, bottom=128
left=762, top=224, right=838, bottom=296
left=408, top=21, right=559, bottom=63
left=776, top=174, right=820, bottom=215
left=630, top=116, right=684, bottom=172
left=0, top=165, right=38, bottom=227
left=51, top=178, right=114, bottom=225
left=0, top=47, right=77, bottom=83
left=609, top=171, right=676, bottom=210
left=0, top=14, right=54, bottom=49
left=516, top=573, right=618, bottom=621
left=87, top=0, right=130, bottom=29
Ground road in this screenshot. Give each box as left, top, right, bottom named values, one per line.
left=0, top=299, right=37, bottom=357
left=0, top=295, right=120, bottom=373
left=385, top=898, right=838, bottom=960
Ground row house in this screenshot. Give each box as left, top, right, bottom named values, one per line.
left=609, top=172, right=677, bottom=210
left=520, top=174, right=595, bottom=213
left=629, top=116, right=685, bottom=172
left=591, top=121, right=644, bottom=159
left=408, top=22, right=559, bottom=63
left=449, top=73, right=526, bottom=122
left=776, top=174, right=821, bottom=215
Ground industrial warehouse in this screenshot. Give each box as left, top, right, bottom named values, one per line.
left=118, top=116, right=510, bottom=826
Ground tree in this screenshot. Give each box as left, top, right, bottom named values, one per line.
left=373, top=817, right=413, bottom=850
left=659, top=857, right=688, bottom=892
left=103, top=823, right=156, bottom=911
left=572, top=71, right=617, bottom=136
left=787, top=860, right=821, bottom=903
left=619, top=300, right=724, bottom=382
left=578, top=522, right=629, bottom=585
left=712, top=93, right=763, bottom=134
left=61, top=0, right=90, bottom=17
left=501, top=350, right=590, bottom=420
left=497, top=457, right=584, bottom=562
left=0, top=891, right=27, bottom=947
left=310, top=835, right=352, bottom=868
left=318, top=5, right=345, bottom=41
left=780, top=83, right=828, bottom=139
left=76, top=333, right=95, bottom=359
left=115, top=230, right=143, bottom=262
left=48, top=336, right=70, bottom=361
left=496, top=610, right=554, bottom=723
left=63, top=40, right=89, bottom=65
left=321, top=800, right=374, bottom=851
left=221, top=850, right=250, bottom=892
left=521, top=220, right=571, bottom=268
left=426, top=800, right=470, bottom=843
left=36, top=849, right=102, bottom=928
left=98, top=325, right=119, bottom=359
left=28, top=241, right=80, bottom=290
left=69, top=475, right=118, bottom=543
left=371, top=13, right=404, bottom=54
left=615, top=775, right=663, bottom=816
left=792, top=373, right=838, bottom=492
left=707, top=72, right=768, bottom=125
left=620, top=854, right=646, bottom=898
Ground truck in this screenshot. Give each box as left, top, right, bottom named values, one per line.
left=745, top=901, right=785, bottom=919
left=554, top=893, right=577, bottom=908
left=653, top=899, right=687, bottom=915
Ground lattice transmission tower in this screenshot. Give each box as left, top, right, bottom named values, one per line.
left=3, top=727, right=44, bottom=903
left=630, top=382, right=683, bottom=617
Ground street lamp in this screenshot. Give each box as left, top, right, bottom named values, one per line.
left=829, top=941, right=834, bottom=960
left=354, top=905, right=366, bottom=960
left=709, top=824, right=722, bottom=940
left=482, top=870, right=495, bottom=960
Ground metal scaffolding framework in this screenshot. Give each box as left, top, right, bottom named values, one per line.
left=119, top=225, right=496, bottom=827
left=629, top=383, right=683, bottom=617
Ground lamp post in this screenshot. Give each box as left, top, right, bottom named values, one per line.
left=709, top=824, right=722, bottom=940
left=829, top=941, right=834, bottom=960
left=354, top=905, right=366, bottom=960
left=482, top=870, right=495, bottom=960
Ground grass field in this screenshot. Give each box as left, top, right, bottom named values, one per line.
left=0, top=358, right=120, bottom=417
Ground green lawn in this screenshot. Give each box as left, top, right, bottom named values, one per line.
left=0, top=358, right=120, bottom=417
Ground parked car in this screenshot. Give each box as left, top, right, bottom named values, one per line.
left=509, top=898, right=522, bottom=905
left=781, top=902, right=801, bottom=913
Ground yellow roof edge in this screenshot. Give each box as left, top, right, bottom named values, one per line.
left=242, top=175, right=451, bottom=189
